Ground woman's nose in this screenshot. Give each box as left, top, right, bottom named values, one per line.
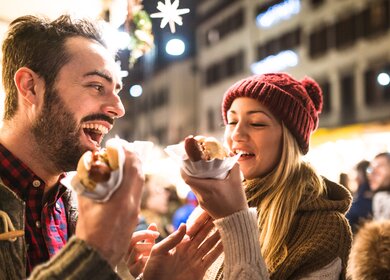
left=231, top=122, right=247, bottom=142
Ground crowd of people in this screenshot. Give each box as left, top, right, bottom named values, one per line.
left=0, top=14, right=390, bottom=280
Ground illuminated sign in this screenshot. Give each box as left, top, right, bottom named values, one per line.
left=250, top=50, right=298, bottom=74
left=256, top=0, right=301, bottom=28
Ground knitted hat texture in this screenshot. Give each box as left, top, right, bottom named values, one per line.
left=222, top=73, right=323, bottom=154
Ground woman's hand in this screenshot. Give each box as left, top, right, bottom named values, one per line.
left=125, top=223, right=160, bottom=277
left=180, top=164, right=247, bottom=219
left=143, top=212, right=222, bottom=280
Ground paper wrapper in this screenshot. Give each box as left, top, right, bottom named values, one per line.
left=60, top=138, right=153, bottom=203
left=164, top=142, right=240, bottom=179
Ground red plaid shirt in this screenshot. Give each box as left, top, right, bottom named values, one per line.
left=0, top=143, right=68, bottom=276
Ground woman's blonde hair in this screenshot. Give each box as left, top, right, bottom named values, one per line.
left=246, top=124, right=326, bottom=272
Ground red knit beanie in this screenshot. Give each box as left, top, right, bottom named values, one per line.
left=222, top=73, right=323, bottom=154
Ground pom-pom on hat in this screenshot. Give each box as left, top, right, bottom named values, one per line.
left=222, top=73, right=323, bottom=154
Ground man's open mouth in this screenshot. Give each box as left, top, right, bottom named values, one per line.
left=82, top=123, right=109, bottom=146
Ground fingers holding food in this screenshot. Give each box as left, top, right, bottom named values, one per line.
left=184, top=135, right=227, bottom=162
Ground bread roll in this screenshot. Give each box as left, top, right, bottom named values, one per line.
left=76, top=144, right=120, bottom=191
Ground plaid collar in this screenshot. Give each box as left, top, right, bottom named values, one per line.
left=0, top=142, right=67, bottom=197
left=0, top=143, right=37, bottom=197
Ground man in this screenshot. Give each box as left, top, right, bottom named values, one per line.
left=0, top=15, right=221, bottom=279
left=368, top=152, right=390, bottom=220
left=0, top=14, right=145, bottom=279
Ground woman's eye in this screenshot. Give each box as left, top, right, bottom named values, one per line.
left=227, top=121, right=237, bottom=125
left=251, top=123, right=266, bottom=127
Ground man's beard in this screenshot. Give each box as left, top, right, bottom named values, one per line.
left=31, top=88, right=85, bottom=172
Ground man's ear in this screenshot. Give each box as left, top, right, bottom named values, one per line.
left=14, top=67, right=45, bottom=105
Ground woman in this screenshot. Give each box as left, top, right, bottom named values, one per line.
left=181, top=73, right=352, bottom=280
left=346, top=160, right=373, bottom=233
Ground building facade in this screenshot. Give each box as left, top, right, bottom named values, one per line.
left=122, top=0, right=390, bottom=149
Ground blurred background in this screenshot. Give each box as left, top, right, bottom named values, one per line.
left=1, top=0, right=390, bottom=194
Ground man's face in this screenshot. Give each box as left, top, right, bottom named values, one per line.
left=368, top=155, right=390, bottom=191
left=32, top=36, right=125, bottom=172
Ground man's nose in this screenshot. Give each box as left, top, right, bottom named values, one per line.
left=103, top=94, right=125, bottom=118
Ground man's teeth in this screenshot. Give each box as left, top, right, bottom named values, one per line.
left=82, top=123, right=108, bottom=134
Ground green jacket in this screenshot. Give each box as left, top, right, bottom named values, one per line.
left=0, top=180, right=120, bottom=279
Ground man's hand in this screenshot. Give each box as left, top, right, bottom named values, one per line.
left=75, top=147, right=144, bottom=267
left=143, top=211, right=222, bottom=280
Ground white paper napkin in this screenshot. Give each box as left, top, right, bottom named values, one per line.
left=164, top=142, right=240, bottom=179
left=61, top=138, right=154, bottom=202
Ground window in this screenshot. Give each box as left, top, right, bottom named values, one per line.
left=156, top=88, right=169, bottom=107
left=207, top=108, right=216, bottom=131
left=204, top=50, right=245, bottom=87
left=335, top=15, right=357, bottom=49
left=256, top=28, right=302, bottom=60
left=318, top=80, right=331, bottom=114
left=154, top=127, right=168, bottom=145
left=256, top=0, right=284, bottom=15
left=309, top=25, right=330, bottom=58
left=280, top=28, right=301, bottom=50
left=362, top=0, right=389, bottom=38
left=340, top=73, right=355, bottom=124
left=205, top=8, right=244, bottom=46
left=309, top=0, right=390, bottom=58
left=309, top=0, right=325, bottom=8
left=225, top=50, right=244, bottom=77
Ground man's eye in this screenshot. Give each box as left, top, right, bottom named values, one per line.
left=227, top=121, right=237, bottom=125
left=91, top=84, right=103, bottom=92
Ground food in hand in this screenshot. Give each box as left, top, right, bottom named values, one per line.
left=76, top=141, right=120, bottom=190
left=184, top=135, right=228, bottom=161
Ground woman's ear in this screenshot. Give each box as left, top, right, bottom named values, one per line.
left=14, top=67, right=44, bottom=105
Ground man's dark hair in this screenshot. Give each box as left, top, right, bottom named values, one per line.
left=1, top=15, right=107, bottom=120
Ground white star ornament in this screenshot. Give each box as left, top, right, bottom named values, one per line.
left=150, top=0, right=190, bottom=33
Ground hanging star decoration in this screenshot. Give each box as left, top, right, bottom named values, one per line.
left=150, top=0, right=190, bottom=33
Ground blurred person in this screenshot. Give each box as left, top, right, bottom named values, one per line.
left=181, top=73, right=353, bottom=279
left=347, top=220, right=390, bottom=280
left=172, top=190, right=198, bottom=230
left=165, top=184, right=182, bottom=228
left=339, top=172, right=350, bottom=191
left=368, top=152, right=390, bottom=220
left=135, top=173, right=172, bottom=241
left=346, top=160, right=373, bottom=233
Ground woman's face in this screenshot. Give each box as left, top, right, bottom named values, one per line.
left=224, top=97, right=283, bottom=179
